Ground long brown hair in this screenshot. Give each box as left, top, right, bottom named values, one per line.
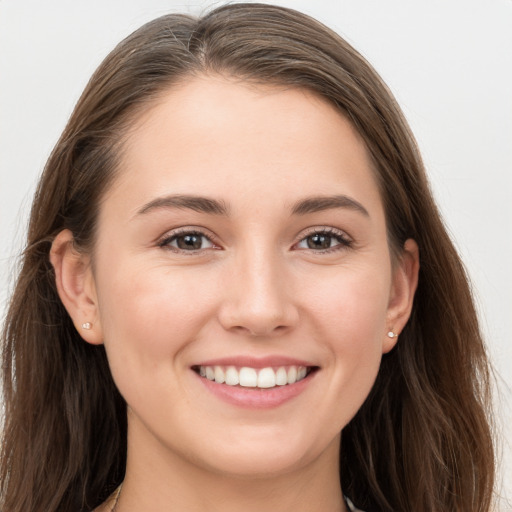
left=1, top=4, right=494, bottom=511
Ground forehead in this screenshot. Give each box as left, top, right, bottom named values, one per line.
left=106, top=75, right=383, bottom=218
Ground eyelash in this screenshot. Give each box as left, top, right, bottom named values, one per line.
left=293, top=227, right=353, bottom=253
left=157, top=228, right=220, bottom=254
left=157, top=227, right=353, bottom=254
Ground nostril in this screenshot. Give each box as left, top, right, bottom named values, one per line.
left=228, top=323, right=293, bottom=338
left=217, top=284, right=300, bottom=336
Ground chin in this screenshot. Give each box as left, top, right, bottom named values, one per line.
left=204, top=449, right=311, bottom=479
left=189, top=428, right=337, bottom=479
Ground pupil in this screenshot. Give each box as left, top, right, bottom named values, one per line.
left=308, top=234, right=331, bottom=249
left=177, top=235, right=202, bottom=250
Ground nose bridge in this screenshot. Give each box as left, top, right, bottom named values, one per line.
left=219, top=237, right=297, bottom=336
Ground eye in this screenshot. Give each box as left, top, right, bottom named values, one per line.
left=295, top=228, right=352, bottom=252
left=159, top=230, right=216, bottom=252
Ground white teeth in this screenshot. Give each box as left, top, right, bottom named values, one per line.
left=287, top=366, right=297, bottom=384
left=239, top=367, right=258, bottom=387
left=198, top=364, right=311, bottom=388
left=257, top=367, right=276, bottom=388
left=225, top=366, right=239, bottom=386
left=214, top=366, right=225, bottom=384
left=276, top=367, right=288, bottom=386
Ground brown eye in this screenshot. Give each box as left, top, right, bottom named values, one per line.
left=306, top=233, right=332, bottom=250
left=176, top=234, right=203, bottom=250
left=162, top=232, right=215, bottom=251
left=295, top=229, right=352, bottom=252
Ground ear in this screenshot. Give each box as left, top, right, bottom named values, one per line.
left=50, top=229, right=103, bottom=345
left=383, top=238, right=419, bottom=353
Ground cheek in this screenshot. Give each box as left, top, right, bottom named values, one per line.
left=94, top=259, right=218, bottom=373
left=302, top=267, right=390, bottom=424
left=305, top=264, right=391, bottom=343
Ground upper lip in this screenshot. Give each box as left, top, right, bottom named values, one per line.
left=192, top=355, right=317, bottom=369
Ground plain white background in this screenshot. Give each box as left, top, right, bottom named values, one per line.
left=1, top=0, right=511, bottom=508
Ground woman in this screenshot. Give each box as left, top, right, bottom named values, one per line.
left=0, top=3, right=495, bottom=511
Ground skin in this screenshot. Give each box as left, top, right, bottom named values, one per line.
left=51, top=75, right=419, bottom=512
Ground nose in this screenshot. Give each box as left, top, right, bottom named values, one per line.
left=217, top=249, right=299, bottom=337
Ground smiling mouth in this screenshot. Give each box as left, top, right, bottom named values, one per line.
left=192, top=365, right=318, bottom=389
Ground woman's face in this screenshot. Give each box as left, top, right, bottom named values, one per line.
left=80, top=76, right=416, bottom=477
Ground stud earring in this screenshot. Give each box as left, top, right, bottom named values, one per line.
left=387, top=331, right=398, bottom=338
left=82, top=322, right=92, bottom=330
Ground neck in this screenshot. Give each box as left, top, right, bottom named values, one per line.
left=116, top=419, right=347, bottom=512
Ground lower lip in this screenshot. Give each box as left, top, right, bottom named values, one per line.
left=195, top=371, right=316, bottom=409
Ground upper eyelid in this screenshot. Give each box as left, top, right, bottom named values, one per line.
left=157, top=226, right=220, bottom=247
left=156, top=225, right=352, bottom=247
left=292, top=227, right=354, bottom=253
left=295, top=226, right=352, bottom=242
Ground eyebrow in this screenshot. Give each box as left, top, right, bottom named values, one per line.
left=137, top=194, right=229, bottom=216
left=136, top=193, right=369, bottom=218
left=291, top=195, right=369, bottom=217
